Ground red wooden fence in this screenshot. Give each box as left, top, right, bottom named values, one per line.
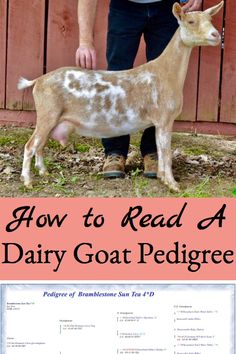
left=0, top=0, right=236, bottom=136
left=0, top=0, right=7, bottom=109
left=221, top=0, right=236, bottom=123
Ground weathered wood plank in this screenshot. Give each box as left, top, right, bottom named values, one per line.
left=47, top=0, right=110, bottom=71
left=47, top=0, right=79, bottom=71
left=0, top=0, right=7, bottom=108
left=0, top=109, right=36, bottom=126
left=6, top=0, right=45, bottom=110
left=174, top=120, right=236, bottom=136
left=196, top=0, right=223, bottom=122
left=220, top=0, right=236, bottom=123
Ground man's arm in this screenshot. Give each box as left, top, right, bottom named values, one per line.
left=182, top=0, right=202, bottom=12
left=75, top=0, right=98, bottom=69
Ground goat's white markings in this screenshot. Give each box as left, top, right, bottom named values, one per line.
left=167, top=100, right=177, bottom=111
left=136, top=71, right=154, bottom=84
left=64, top=70, right=126, bottom=100
left=159, top=133, right=169, bottom=149
left=151, top=88, right=158, bottom=105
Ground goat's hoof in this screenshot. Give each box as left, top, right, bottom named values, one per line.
left=161, top=177, right=180, bottom=192
left=24, top=182, right=33, bottom=189
left=168, top=182, right=180, bottom=193
left=39, top=169, right=48, bottom=176
left=157, top=172, right=180, bottom=192
left=21, top=175, right=33, bottom=189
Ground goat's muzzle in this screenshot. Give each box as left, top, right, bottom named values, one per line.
left=207, top=30, right=221, bottom=46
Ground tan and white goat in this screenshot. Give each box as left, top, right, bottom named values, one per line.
left=18, top=2, right=223, bottom=191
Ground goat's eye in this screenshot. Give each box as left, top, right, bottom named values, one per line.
left=188, top=20, right=195, bottom=25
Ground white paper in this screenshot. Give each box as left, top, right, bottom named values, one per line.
left=1, top=284, right=235, bottom=354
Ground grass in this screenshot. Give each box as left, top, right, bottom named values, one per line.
left=0, top=136, right=15, bottom=146
left=180, top=177, right=236, bottom=198
left=0, top=129, right=31, bottom=146
left=74, top=143, right=91, bottom=153
left=132, top=177, right=150, bottom=197
left=130, top=176, right=236, bottom=198
left=183, top=146, right=208, bottom=156
left=0, top=128, right=235, bottom=197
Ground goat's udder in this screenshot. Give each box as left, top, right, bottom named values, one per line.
left=51, top=121, right=74, bottom=147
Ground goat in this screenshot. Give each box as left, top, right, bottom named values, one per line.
left=18, top=2, right=223, bottom=192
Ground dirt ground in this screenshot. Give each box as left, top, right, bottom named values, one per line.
left=0, top=127, right=235, bottom=197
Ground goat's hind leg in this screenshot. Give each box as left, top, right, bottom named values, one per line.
left=21, top=125, right=52, bottom=188
left=35, top=148, right=47, bottom=176
left=21, top=129, right=40, bottom=188
left=155, top=124, right=180, bottom=192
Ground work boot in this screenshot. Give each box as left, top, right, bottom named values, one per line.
left=103, top=154, right=126, bottom=178
left=143, top=152, right=158, bottom=178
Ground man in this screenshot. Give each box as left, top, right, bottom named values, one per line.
left=76, top=0, right=202, bottom=178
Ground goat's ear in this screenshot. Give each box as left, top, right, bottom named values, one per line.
left=204, top=1, right=224, bottom=16
left=172, top=3, right=185, bottom=22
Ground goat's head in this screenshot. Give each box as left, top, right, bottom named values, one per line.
left=173, top=1, right=224, bottom=47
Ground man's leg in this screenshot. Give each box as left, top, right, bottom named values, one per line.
left=102, top=0, right=146, bottom=177
left=144, top=0, right=178, bottom=62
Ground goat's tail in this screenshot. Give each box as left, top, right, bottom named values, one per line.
left=17, top=77, right=37, bottom=90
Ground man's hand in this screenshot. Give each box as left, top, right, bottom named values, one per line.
left=75, top=44, right=97, bottom=69
left=182, top=0, right=202, bottom=12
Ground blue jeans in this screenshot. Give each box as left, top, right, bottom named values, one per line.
left=102, top=0, right=178, bottom=158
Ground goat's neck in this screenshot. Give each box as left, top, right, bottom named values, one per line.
left=151, top=28, right=193, bottom=91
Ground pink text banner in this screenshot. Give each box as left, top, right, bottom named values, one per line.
left=0, top=198, right=235, bottom=280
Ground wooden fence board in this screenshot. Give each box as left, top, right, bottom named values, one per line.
left=196, top=0, right=224, bottom=122
left=6, top=0, right=45, bottom=110
left=220, top=0, right=236, bottom=123
left=47, top=0, right=110, bottom=71
left=0, top=0, right=7, bottom=108
left=46, top=0, right=78, bottom=71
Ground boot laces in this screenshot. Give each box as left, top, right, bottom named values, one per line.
left=107, top=154, right=124, bottom=163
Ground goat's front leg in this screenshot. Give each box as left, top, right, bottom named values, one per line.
left=155, top=125, right=179, bottom=192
